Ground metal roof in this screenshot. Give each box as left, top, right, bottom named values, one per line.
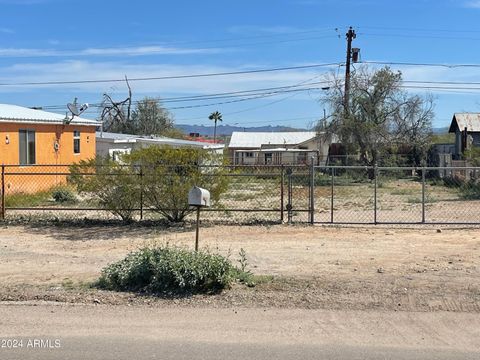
left=235, top=148, right=317, bottom=152
left=0, top=103, right=100, bottom=126
left=96, top=132, right=138, bottom=141
left=449, top=113, right=480, bottom=133
left=96, top=131, right=224, bottom=150
left=228, top=131, right=317, bottom=148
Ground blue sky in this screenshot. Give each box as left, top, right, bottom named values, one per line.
left=1, top=0, right=480, bottom=129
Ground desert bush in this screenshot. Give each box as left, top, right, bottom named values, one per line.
left=442, top=175, right=464, bottom=188
left=97, top=246, right=238, bottom=294
left=126, top=146, right=229, bottom=222
left=69, top=158, right=140, bottom=222
left=459, top=180, right=480, bottom=200
left=51, top=186, right=77, bottom=203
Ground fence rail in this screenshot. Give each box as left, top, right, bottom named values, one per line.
left=1, top=163, right=480, bottom=225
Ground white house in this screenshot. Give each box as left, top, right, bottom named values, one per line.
left=228, top=131, right=334, bottom=165
left=96, top=132, right=224, bottom=161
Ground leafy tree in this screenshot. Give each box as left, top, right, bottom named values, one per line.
left=126, top=146, right=229, bottom=222
left=208, top=111, right=223, bottom=143
left=319, top=66, right=434, bottom=167
left=131, top=97, right=176, bottom=136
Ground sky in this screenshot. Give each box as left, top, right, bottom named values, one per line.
left=1, top=0, right=480, bottom=129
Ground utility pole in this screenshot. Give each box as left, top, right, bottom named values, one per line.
left=344, top=26, right=356, bottom=115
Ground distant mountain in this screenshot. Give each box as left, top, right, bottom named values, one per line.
left=432, top=126, right=449, bottom=135
left=176, top=124, right=308, bottom=136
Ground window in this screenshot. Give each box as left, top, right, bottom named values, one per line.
left=19, top=129, right=36, bottom=165
left=264, top=153, right=273, bottom=164
left=245, top=152, right=254, bottom=158
left=73, top=130, right=80, bottom=154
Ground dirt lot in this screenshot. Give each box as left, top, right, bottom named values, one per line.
left=0, top=223, right=479, bottom=312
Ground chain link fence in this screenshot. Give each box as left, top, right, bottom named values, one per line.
left=1, top=163, right=480, bottom=225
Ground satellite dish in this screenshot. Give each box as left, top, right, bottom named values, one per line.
left=65, top=98, right=89, bottom=124
left=67, top=102, right=80, bottom=116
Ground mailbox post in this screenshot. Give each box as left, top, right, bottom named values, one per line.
left=188, top=186, right=211, bottom=251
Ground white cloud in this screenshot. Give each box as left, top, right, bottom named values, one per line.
left=0, top=27, right=15, bottom=34
left=0, top=45, right=224, bottom=58
left=464, top=0, right=480, bottom=7
left=0, top=60, right=331, bottom=97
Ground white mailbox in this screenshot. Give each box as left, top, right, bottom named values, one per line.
left=188, top=186, right=211, bottom=207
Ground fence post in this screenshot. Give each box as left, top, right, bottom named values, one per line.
left=374, top=163, right=378, bottom=225
left=330, top=167, right=334, bottom=223
left=139, top=165, right=144, bottom=221
left=0, top=164, right=5, bottom=220
left=287, top=167, right=293, bottom=224
left=421, top=166, right=426, bottom=223
left=280, top=165, right=284, bottom=223
left=309, top=157, right=315, bottom=224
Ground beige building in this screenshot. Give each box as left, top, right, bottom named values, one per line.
left=228, top=131, right=333, bottom=165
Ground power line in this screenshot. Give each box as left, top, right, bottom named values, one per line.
left=149, top=27, right=338, bottom=47
left=357, top=25, right=478, bottom=34
left=360, top=61, right=480, bottom=68
left=0, top=62, right=342, bottom=86
left=0, top=29, right=340, bottom=59
left=8, top=60, right=480, bottom=89
left=404, top=80, right=480, bottom=85
left=158, top=86, right=329, bottom=110
left=360, top=32, right=480, bottom=42
left=401, top=85, right=480, bottom=91
left=40, top=80, right=333, bottom=110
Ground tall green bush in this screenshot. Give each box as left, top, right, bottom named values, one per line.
left=69, top=158, right=140, bottom=222
left=126, top=146, right=229, bottom=222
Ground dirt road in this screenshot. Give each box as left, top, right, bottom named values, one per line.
left=0, top=224, right=478, bottom=311
left=0, top=304, right=479, bottom=360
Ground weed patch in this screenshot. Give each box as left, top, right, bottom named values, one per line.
left=97, top=246, right=252, bottom=295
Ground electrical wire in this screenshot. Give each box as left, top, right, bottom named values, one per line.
left=39, top=80, right=333, bottom=110
left=360, top=61, right=480, bottom=68
left=0, top=62, right=341, bottom=86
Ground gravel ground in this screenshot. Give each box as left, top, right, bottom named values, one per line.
left=0, top=223, right=479, bottom=311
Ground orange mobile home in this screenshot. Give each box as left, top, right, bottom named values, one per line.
left=0, top=104, right=100, bottom=193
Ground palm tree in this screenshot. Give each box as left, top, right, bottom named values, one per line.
left=208, top=111, right=223, bottom=143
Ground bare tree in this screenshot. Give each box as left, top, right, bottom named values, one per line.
left=101, top=76, right=132, bottom=133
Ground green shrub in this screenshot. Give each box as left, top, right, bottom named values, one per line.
left=69, top=158, right=140, bottom=222
left=443, top=176, right=463, bottom=188
left=51, top=186, right=77, bottom=203
left=459, top=181, right=480, bottom=200
left=97, top=246, right=238, bottom=294
left=5, top=190, right=51, bottom=207
left=126, top=146, right=229, bottom=222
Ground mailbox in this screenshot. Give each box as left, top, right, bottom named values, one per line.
left=188, top=186, right=211, bottom=207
